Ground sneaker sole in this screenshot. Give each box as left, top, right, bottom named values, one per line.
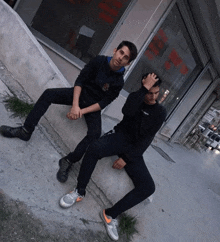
left=56, top=170, right=68, bottom=183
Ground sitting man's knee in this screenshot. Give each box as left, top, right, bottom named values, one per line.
left=149, top=181, right=156, bottom=196
left=87, top=139, right=100, bottom=153
left=94, top=131, right=101, bottom=140
left=42, top=88, right=51, bottom=95
left=87, top=130, right=101, bottom=140
left=86, top=139, right=103, bottom=158
left=142, top=180, right=156, bottom=199
left=41, top=88, right=53, bottom=100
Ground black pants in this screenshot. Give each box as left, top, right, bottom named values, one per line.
left=24, top=88, right=101, bottom=163
left=76, top=130, right=155, bottom=219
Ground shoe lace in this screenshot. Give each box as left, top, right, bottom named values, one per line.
left=60, top=159, right=71, bottom=171
left=68, top=189, right=83, bottom=200
left=69, top=189, right=78, bottom=198
left=110, top=218, right=118, bottom=236
left=111, top=218, right=118, bottom=227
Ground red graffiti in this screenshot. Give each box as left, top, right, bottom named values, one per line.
left=144, top=28, right=167, bottom=58
left=98, top=0, right=125, bottom=24
left=145, top=28, right=188, bottom=75
left=99, top=12, right=114, bottom=24
left=98, top=2, right=119, bottom=16
left=168, top=49, right=183, bottom=67
left=165, top=48, right=188, bottom=75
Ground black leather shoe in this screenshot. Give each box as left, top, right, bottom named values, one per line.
left=56, top=158, right=72, bottom=183
left=0, top=125, right=32, bottom=141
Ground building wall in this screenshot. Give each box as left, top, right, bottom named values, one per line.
left=171, top=78, right=219, bottom=143
left=40, top=43, right=82, bottom=86
left=103, top=0, right=173, bottom=55
left=15, top=0, right=43, bottom=26
left=0, top=0, right=87, bottom=151
left=102, top=0, right=173, bottom=123
left=0, top=0, right=68, bottom=100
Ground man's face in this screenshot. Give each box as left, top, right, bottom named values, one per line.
left=110, top=46, right=131, bottom=71
left=144, top=86, right=160, bottom=105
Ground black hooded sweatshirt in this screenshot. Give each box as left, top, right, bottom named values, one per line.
left=74, top=55, right=125, bottom=110
left=115, top=86, right=166, bottom=159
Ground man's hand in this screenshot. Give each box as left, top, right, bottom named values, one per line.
left=66, top=105, right=82, bottom=120
left=112, top=158, right=126, bottom=170
left=142, top=73, right=159, bottom=90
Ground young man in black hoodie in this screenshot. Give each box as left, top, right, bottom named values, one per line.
left=59, top=73, right=166, bottom=241
left=0, top=41, right=137, bottom=183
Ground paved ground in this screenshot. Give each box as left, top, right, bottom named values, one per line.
left=0, top=62, right=220, bottom=241
left=0, top=65, right=116, bottom=242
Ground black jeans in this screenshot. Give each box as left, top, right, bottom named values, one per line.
left=24, top=88, right=101, bottom=163
left=76, top=130, right=155, bottom=219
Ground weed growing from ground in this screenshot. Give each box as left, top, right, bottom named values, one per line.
left=119, top=213, right=138, bottom=241
left=2, top=94, right=34, bottom=118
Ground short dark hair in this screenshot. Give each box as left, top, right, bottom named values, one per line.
left=142, top=73, right=162, bottom=87
left=116, top=40, right=137, bottom=63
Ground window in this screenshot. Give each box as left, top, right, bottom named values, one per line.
left=123, top=4, right=202, bottom=116
left=31, top=0, right=132, bottom=64
left=4, top=0, right=17, bottom=8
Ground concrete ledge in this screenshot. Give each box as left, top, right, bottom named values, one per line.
left=0, top=0, right=88, bottom=152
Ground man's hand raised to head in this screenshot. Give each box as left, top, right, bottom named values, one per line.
left=142, top=73, right=159, bottom=91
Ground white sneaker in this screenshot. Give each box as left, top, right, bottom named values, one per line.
left=100, top=209, right=119, bottom=241
left=59, top=189, right=84, bottom=208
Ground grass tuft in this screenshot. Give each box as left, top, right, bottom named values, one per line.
left=119, top=213, right=138, bottom=241
left=2, top=95, right=34, bottom=118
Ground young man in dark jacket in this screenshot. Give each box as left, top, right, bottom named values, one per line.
left=0, top=41, right=137, bottom=183
left=59, top=73, right=167, bottom=241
